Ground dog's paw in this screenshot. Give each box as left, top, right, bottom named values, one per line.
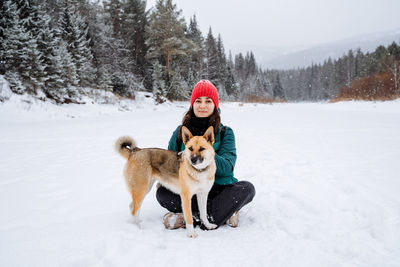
left=186, top=224, right=198, bottom=238
left=187, top=231, right=198, bottom=238
left=204, top=222, right=218, bottom=230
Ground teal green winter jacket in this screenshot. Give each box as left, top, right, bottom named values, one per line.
left=168, top=124, right=238, bottom=185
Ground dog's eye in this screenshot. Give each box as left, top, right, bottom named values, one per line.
left=188, top=147, right=193, bottom=151
left=199, top=147, right=205, bottom=152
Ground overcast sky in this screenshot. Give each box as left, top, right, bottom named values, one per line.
left=146, top=0, right=400, bottom=54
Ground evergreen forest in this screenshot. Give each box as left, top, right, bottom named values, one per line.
left=1, top=0, right=400, bottom=104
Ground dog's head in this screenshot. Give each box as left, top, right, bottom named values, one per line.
left=181, top=126, right=215, bottom=170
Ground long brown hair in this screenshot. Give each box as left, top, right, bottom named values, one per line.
left=177, top=107, right=221, bottom=141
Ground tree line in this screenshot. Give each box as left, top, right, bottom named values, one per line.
left=1, top=0, right=399, bottom=104
left=276, top=43, right=400, bottom=101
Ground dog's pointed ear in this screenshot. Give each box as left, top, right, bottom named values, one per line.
left=181, top=126, right=193, bottom=145
left=203, top=126, right=214, bottom=145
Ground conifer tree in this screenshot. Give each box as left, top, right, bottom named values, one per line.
left=122, top=0, right=148, bottom=79
left=3, top=0, right=44, bottom=94
left=204, top=27, right=219, bottom=85
left=388, top=41, right=400, bottom=60
left=1, top=0, right=22, bottom=90
left=104, top=0, right=124, bottom=38
left=186, top=15, right=204, bottom=81
left=320, top=58, right=335, bottom=98
left=16, top=0, right=37, bottom=31
left=103, top=0, right=139, bottom=94
left=168, top=67, right=189, bottom=100
left=152, top=60, right=167, bottom=103
left=334, top=57, right=347, bottom=89
left=18, top=0, right=47, bottom=92
left=56, top=40, right=79, bottom=99
left=58, top=1, right=96, bottom=88
left=186, top=68, right=196, bottom=90
left=0, top=0, right=15, bottom=75
left=225, top=51, right=238, bottom=97
left=146, top=0, right=194, bottom=99
left=216, top=34, right=228, bottom=87
left=35, top=3, right=64, bottom=97
left=146, top=0, right=192, bottom=76
left=234, top=53, right=245, bottom=80
left=272, top=73, right=285, bottom=100
left=88, top=3, right=114, bottom=90
left=246, top=51, right=257, bottom=78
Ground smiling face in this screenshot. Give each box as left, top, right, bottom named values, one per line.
left=193, top=96, right=215, bottom=118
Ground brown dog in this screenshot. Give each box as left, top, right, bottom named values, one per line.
left=115, top=126, right=217, bottom=238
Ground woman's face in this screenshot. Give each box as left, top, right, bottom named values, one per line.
left=193, top=96, right=215, bottom=118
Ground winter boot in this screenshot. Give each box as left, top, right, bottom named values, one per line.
left=227, top=211, right=239, bottom=227
left=163, top=212, right=185, bottom=229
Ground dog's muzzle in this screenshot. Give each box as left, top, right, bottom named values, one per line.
left=190, top=155, right=203, bottom=165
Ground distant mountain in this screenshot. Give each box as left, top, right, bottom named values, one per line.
left=259, top=29, right=400, bottom=70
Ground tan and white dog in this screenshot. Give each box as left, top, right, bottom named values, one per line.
left=115, top=126, right=217, bottom=238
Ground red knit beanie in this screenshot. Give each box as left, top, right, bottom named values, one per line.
left=190, top=80, right=219, bottom=109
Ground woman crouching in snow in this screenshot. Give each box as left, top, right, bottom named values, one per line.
left=156, top=79, right=256, bottom=229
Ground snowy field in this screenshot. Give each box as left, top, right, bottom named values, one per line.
left=1, top=95, right=400, bottom=267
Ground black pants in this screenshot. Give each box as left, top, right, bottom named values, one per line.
left=156, top=181, right=256, bottom=228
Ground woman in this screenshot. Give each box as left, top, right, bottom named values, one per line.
left=156, top=80, right=255, bottom=229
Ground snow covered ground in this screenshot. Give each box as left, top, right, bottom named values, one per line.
left=1, top=95, right=400, bottom=267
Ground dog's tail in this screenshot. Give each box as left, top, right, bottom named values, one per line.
left=115, top=136, right=137, bottom=159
